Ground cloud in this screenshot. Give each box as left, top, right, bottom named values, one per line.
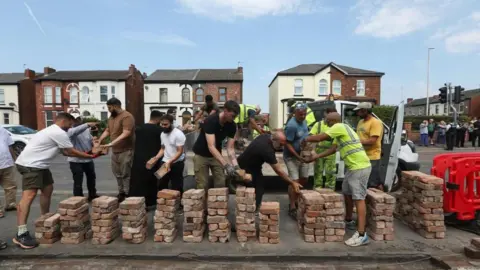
left=352, top=0, right=455, bottom=38
left=122, top=32, right=196, bottom=47
left=24, top=2, right=46, bottom=36
left=175, top=0, right=329, bottom=21
left=432, top=11, right=480, bottom=53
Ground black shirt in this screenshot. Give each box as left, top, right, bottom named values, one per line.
left=193, top=114, right=237, bottom=157
left=237, top=134, right=278, bottom=174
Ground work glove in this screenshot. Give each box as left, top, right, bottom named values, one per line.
left=224, top=164, right=238, bottom=177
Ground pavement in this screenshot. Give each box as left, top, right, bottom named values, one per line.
left=0, top=146, right=479, bottom=269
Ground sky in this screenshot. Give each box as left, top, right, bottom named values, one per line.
left=1, top=0, right=479, bottom=112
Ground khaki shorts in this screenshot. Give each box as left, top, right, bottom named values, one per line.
left=284, top=157, right=309, bottom=182
left=342, top=166, right=372, bottom=200
left=16, top=164, right=54, bottom=190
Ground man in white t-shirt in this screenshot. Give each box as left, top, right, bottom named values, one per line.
left=149, top=114, right=186, bottom=195
left=13, top=112, right=95, bottom=249
left=0, top=127, right=17, bottom=215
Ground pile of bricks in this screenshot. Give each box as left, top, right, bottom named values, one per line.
left=259, top=202, right=280, bottom=244
left=394, top=171, right=445, bottom=239
left=366, top=188, right=395, bottom=241
left=34, top=213, right=61, bottom=244
left=182, top=189, right=206, bottom=243
left=235, top=186, right=256, bottom=243
left=120, top=197, right=147, bottom=244
left=207, top=188, right=231, bottom=243
left=58, top=196, right=92, bottom=244
left=154, top=189, right=181, bottom=243
left=465, top=238, right=480, bottom=259
left=315, top=188, right=345, bottom=242
left=91, top=196, right=120, bottom=245
left=297, top=190, right=326, bottom=243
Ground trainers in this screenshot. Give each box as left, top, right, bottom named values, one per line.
left=345, top=220, right=357, bottom=230
left=13, top=232, right=38, bottom=249
left=345, top=231, right=369, bottom=247
left=5, top=203, right=17, bottom=212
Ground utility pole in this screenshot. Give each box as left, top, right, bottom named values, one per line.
left=426, top=48, right=435, bottom=116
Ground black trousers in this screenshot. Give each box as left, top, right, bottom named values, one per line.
left=446, top=131, right=456, bottom=150
left=456, top=130, right=466, bottom=147
left=245, top=170, right=264, bottom=208
left=69, top=162, right=97, bottom=197
left=473, top=131, right=480, bottom=147
left=158, top=160, right=184, bottom=195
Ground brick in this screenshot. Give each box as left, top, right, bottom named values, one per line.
left=465, top=246, right=480, bottom=259
left=209, top=188, right=228, bottom=196
left=119, top=197, right=145, bottom=210
left=44, top=213, right=61, bottom=227
left=59, top=197, right=88, bottom=210
left=259, top=202, right=280, bottom=215
left=92, top=196, right=118, bottom=209
left=157, top=189, right=181, bottom=199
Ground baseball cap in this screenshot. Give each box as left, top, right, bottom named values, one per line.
left=353, top=102, right=372, bottom=111
left=70, top=112, right=81, bottom=119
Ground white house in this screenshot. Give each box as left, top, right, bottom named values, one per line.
left=76, top=81, right=127, bottom=121
left=0, top=73, right=24, bottom=125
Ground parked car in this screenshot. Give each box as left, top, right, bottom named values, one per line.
left=1, top=124, right=37, bottom=156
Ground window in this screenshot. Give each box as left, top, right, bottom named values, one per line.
left=332, top=80, right=342, bottom=95
left=55, top=87, right=61, bottom=104
left=3, top=113, right=9, bottom=124
left=0, top=89, right=4, bottom=105
left=45, top=111, right=54, bottom=127
left=219, top=88, right=227, bottom=102
left=182, top=88, right=190, bottom=103
left=82, top=110, right=91, bottom=117
left=160, top=88, right=168, bottom=103
left=70, top=87, right=78, bottom=103
left=100, top=112, right=108, bottom=121
left=318, top=79, right=328, bottom=96
left=435, top=105, right=439, bottom=115
left=111, top=86, right=116, bottom=98
left=195, top=88, right=204, bottom=102
left=44, top=86, right=53, bottom=104
left=356, top=80, right=365, bottom=96
left=443, top=105, right=447, bottom=114
left=81, top=87, right=89, bottom=103
left=459, top=102, right=465, bottom=113
left=294, top=79, right=303, bottom=96
left=100, top=86, right=108, bottom=102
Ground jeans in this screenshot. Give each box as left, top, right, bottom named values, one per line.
left=69, top=162, right=97, bottom=197
left=158, top=160, right=185, bottom=195
left=420, top=134, right=429, bottom=146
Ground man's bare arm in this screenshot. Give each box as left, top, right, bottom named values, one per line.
left=305, top=133, right=331, bottom=143
left=98, top=127, right=110, bottom=143
left=271, top=163, right=295, bottom=185
left=8, top=146, right=16, bottom=161
left=249, top=118, right=263, bottom=134
left=61, top=148, right=94, bottom=158
left=285, top=142, right=303, bottom=160
left=169, top=145, right=184, bottom=164
left=193, top=110, right=205, bottom=122
left=226, top=138, right=238, bottom=167
left=209, top=109, right=217, bottom=115
left=311, top=145, right=337, bottom=161
left=106, top=129, right=131, bottom=146
left=206, top=133, right=227, bottom=166
left=361, top=136, right=379, bottom=146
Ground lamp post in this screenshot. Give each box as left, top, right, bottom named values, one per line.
left=426, top=47, right=435, bottom=116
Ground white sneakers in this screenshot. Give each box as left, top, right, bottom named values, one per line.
left=345, top=231, right=369, bottom=247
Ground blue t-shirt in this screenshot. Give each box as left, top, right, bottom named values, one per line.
left=283, top=117, right=308, bottom=158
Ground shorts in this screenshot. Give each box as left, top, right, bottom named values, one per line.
left=284, top=157, right=309, bottom=182
left=16, top=164, right=54, bottom=191
left=342, top=166, right=372, bottom=200
left=428, top=131, right=434, bottom=138
left=367, top=160, right=382, bottom=188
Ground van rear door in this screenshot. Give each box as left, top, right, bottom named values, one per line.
left=381, top=103, right=404, bottom=191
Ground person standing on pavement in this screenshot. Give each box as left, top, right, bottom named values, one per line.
left=14, top=112, right=95, bottom=249
left=237, top=131, right=302, bottom=210
left=67, top=113, right=100, bottom=202
left=303, top=112, right=371, bottom=247
left=98, top=98, right=135, bottom=203
left=192, top=95, right=219, bottom=125
left=445, top=122, right=456, bottom=151
left=456, top=122, right=467, bottom=148
left=309, top=108, right=337, bottom=190
left=284, top=103, right=309, bottom=219
left=472, top=118, right=480, bottom=147
left=354, top=103, right=384, bottom=190
left=149, top=114, right=186, bottom=195
left=419, top=120, right=429, bottom=147
left=0, top=127, right=17, bottom=216
left=427, top=119, right=436, bottom=145
left=192, top=100, right=240, bottom=190
left=437, top=121, right=447, bottom=145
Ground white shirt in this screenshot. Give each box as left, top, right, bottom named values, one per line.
left=16, top=124, right=73, bottom=169
left=0, top=127, right=14, bottom=169
left=161, top=128, right=186, bottom=163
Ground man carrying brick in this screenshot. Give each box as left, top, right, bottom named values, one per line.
left=304, top=112, right=371, bottom=247
left=14, top=112, right=95, bottom=249
left=98, top=98, right=135, bottom=203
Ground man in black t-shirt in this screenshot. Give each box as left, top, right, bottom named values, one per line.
left=193, top=100, right=240, bottom=190
left=237, top=131, right=302, bottom=209
left=193, top=95, right=219, bottom=125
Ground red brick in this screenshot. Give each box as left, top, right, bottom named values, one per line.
left=157, top=189, right=181, bottom=199
left=329, top=67, right=381, bottom=104
left=59, top=197, right=88, bottom=210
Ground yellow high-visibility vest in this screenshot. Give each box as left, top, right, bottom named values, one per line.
left=234, top=104, right=256, bottom=124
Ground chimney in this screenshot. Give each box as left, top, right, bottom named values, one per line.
left=43, top=66, right=56, bottom=75
left=129, top=64, right=136, bottom=74
left=236, top=66, right=243, bottom=74
left=142, top=72, right=148, bottom=79
left=407, top=98, right=413, bottom=104
left=24, top=69, right=36, bottom=79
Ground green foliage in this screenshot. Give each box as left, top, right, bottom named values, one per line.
left=372, top=105, right=396, bottom=124
left=404, top=115, right=471, bottom=131
left=82, top=117, right=108, bottom=141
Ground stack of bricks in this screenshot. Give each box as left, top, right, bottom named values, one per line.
left=154, top=189, right=181, bottom=243
left=58, top=196, right=92, bottom=244
left=235, top=186, right=256, bottom=243
left=259, top=202, right=280, bottom=244
left=182, top=189, right=206, bottom=243
left=34, top=213, right=61, bottom=244
left=207, top=188, right=231, bottom=243
left=120, top=197, right=147, bottom=244
left=315, top=188, right=345, bottom=242
left=297, top=190, right=326, bottom=243
left=366, top=188, right=395, bottom=241
left=394, top=171, right=445, bottom=239
left=91, top=196, right=120, bottom=245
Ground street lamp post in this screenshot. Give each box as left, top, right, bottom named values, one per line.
left=426, top=47, right=435, bottom=116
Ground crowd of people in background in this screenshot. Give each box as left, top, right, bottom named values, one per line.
left=418, top=117, right=480, bottom=150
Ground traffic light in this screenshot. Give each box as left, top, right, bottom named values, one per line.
left=439, top=87, right=447, bottom=104
left=454, top=86, right=465, bottom=104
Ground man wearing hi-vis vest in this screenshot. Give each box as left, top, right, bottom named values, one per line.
left=287, top=99, right=316, bottom=129
left=234, top=104, right=264, bottom=139
left=309, top=107, right=337, bottom=189
left=303, top=112, right=371, bottom=247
